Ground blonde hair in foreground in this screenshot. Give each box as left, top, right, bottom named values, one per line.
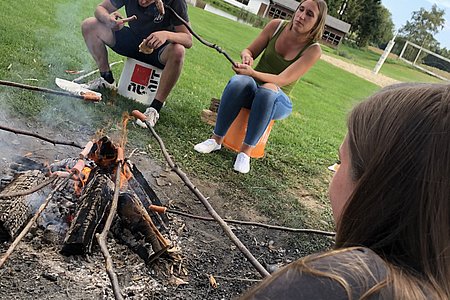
left=242, top=83, right=450, bottom=299
left=337, top=83, right=450, bottom=298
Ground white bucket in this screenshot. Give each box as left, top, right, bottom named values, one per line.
left=117, top=57, right=163, bottom=105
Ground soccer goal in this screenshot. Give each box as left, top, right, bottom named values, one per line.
left=398, top=41, right=450, bottom=81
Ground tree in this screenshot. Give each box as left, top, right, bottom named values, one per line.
left=326, top=0, right=394, bottom=48
left=399, top=4, right=445, bottom=49
left=326, top=0, right=345, bottom=18
left=353, top=0, right=383, bottom=47
left=340, top=0, right=363, bottom=28
left=371, top=5, right=395, bottom=46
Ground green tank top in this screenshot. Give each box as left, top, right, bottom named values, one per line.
left=254, top=21, right=317, bottom=95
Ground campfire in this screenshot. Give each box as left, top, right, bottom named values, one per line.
left=0, top=135, right=173, bottom=284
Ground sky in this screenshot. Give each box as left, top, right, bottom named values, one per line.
left=381, top=0, right=450, bottom=49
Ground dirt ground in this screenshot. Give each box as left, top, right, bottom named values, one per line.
left=0, top=116, right=333, bottom=300
left=321, top=54, right=400, bottom=87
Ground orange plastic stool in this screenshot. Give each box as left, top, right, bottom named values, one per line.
left=223, top=108, right=275, bottom=158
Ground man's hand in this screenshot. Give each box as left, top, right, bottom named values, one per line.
left=232, top=63, right=255, bottom=76
left=143, top=31, right=170, bottom=49
left=107, top=12, right=123, bottom=31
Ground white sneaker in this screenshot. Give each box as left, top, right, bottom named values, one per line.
left=80, top=77, right=116, bottom=91
left=233, top=152, right=250, bottom=174
left=194, top=139, right=221, bottom=153
left=135, top=107, right=160, bottom=128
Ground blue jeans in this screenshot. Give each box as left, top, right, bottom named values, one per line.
left=214, top=75, right=293, bottom=146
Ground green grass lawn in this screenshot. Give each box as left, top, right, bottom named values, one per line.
left=0, top=1, right=425, bottom=235
left=322, top=43, right=444, bottom=83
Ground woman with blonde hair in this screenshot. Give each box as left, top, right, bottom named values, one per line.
left=241, top=83, right=450, bottom=299
left=194, top=0, right=327, bottom=173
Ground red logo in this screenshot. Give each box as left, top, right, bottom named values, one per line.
left=131, top=64, right=153, bottom=86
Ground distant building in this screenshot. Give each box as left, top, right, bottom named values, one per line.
left=223, top=0, right=351, bottom=48
left=321, top=15, right=351, bottom=48
left=223, top=0, right=271, bottom=16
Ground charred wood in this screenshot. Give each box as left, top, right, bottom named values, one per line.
left=0, top=170, right=47, bottom=241
left=114, top=192, right=168, bottom=264
left=61, top=170, right=113, bottom=255
left=128, top=162, right=168, bottom=230
left=0, top=175, right=73, bottom=268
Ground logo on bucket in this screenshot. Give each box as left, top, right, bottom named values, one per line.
left=127, top=64, right=161, bottom=95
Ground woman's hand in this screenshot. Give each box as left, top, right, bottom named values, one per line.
left=241, top=53, right=254, bottom=66
left=232, top=63, right=255, bottom=76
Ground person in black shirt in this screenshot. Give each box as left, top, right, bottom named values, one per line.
left=81, top=0, right=192, bottom=127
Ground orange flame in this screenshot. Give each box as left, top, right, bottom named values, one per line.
left=120, top=113, right=130, bottom=149
left=74, top=166, right=92, bottom=196
left=119, top=163, right=133, bottom=189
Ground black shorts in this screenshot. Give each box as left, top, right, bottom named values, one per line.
left=111, top=26, right=168, bottom=69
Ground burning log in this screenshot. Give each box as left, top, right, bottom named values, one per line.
left=61, top=169, right=114, bottom=255
left=61, top=136, right=170, bottom=258
left=128, top=162, right=169, bottom=227
left=0, top=170, right=48, bottom=241
left=114, top=192, right=168, bottom=264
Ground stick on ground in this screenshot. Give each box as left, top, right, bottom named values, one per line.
left=132, top=110, right=270, bottom=278
left=0, top=124, right=83, bottom=149
left=149, top=205, right=335, bottom=236
left=96, top=162, right=124, bottom=300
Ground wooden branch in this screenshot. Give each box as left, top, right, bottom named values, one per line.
left=0, top=124, right=83, bottom=148
left=214, top=275, right=262, bottom=283
left=164, top=5, right=237, bottom=67
left=0, top=175, right=72, bottom=268
left=72, top=61, right=123, bottom=83
left=0, top=79, right=98, bottom=101
left=0, top=177, right=56, bottom=199
left=150, top=206, right=335, bottom=236
left=132, top=111, right=269, bottom=278
left=95, top=162, right=124, bottom=300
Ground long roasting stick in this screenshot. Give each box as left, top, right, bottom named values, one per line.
left=149, top=205, right=336, bottom=236
left=0, top=124, right=83, bottom=148
left=72, top=61, right=123, bottom=83
left=0, top=79, right=101, bottom=101
left=163, top=5, right=237, bottom=67
left=132, top=110, right=270, bottom=278
left=0, top=176, right=72, bottom=268
left=96, top=149, right=124, bottom=300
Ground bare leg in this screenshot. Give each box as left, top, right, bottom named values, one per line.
left=240, top=144, right=254, bottom=156
left=157, top=43, right=185, bottom=102
left=81, top=17, right=115, bottom=72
